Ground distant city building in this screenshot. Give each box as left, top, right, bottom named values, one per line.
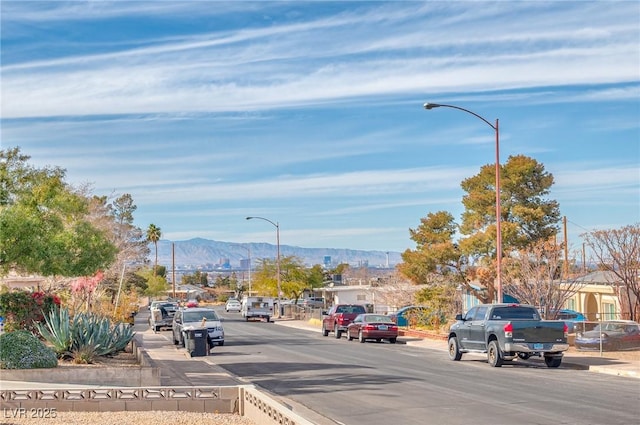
left=239, top=258, right=250, bottom=270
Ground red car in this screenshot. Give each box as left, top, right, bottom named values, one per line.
left=185, top=299, right=199, bottom=308
left=346, top=313, right=399, bottom=344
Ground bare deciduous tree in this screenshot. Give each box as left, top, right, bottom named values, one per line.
left=503, top=240, right=585, bottom=318
left=584, top=224, right=640, bottom=321
left=372, top=271, right=418, bottom=309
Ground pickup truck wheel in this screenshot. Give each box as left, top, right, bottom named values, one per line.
left=544, top=356, right=562, bottom=368
left=322, top=323, right=329, bottom=337
left=448, top=337, right=462, bottom=361
left=487, top=340, right=503, bottom=367
left=335, top=327, right=342, bottom=339
left=359, top=331, right=366, bottom=343
left=347, top=331, right=353, bottom=341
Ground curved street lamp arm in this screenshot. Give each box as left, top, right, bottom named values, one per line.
left=246, top=216, right=278, bottom=229
left=423, top=103, right=496, bottom=131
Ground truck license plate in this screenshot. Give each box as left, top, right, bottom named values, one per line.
left=533, top=343, right=543, bottom=350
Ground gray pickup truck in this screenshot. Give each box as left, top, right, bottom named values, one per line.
left=448, top=303, right=569, bottom=368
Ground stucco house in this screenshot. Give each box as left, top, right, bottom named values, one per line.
left=565, top=270, right=629, bottom=321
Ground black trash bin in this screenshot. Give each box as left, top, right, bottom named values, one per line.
left=185, top=328, right=210, bottom=357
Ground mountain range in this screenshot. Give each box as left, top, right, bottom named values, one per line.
left=153, top=238, right=403, bottom=269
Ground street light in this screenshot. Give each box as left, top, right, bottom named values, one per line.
left=246, top=216, right=281, bottom=316
left=423, top=102, right=503, bottom=304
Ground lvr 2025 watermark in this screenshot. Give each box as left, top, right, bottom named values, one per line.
left=3, top=407, right=57, bottom=419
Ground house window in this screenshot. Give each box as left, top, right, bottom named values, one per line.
left=602, top=303, right=616, bottom=320
left=567, top=299, right=576, bottom=310
left=356, top=294, right=367, bottom=301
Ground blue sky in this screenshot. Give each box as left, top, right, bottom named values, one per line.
left=1, top=1, right=639, bottom=258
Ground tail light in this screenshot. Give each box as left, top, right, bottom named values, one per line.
left=364, top=325, right=377, bottom=331
left=563, top=323, right=568, bottom=338
left=504, top=322, right=513, bottom=338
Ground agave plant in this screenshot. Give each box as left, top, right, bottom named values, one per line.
left=71, top=311, right=134, bottom=357
left=36, top=307, right=73, bottom=356
left=72, top=312, right=113, bottom=356
left=108, top=322, right=134, bottom=354
left=37, top=307, right=135, bottom=361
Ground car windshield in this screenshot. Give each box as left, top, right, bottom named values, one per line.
left=183, top=311, right=219, bottom=322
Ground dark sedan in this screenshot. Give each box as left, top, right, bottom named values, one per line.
left=575, top=321, right=640, bottom=351
left=346, top=314, right=399, bottom=344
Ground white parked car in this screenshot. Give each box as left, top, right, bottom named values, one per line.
left=225, top=299, right=241, bottom=312
left=172, top=307, right=224, bottom=348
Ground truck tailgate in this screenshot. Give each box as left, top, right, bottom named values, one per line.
left=512, top=321, right=566, bottom=343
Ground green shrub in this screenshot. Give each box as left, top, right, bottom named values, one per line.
left=0, top=330, right=58, bottom=369
left=0, top=290, right=61, bottom=333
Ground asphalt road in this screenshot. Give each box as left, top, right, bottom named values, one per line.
left=200, top=309, right=640, bottom=425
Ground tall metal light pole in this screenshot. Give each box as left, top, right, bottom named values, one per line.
left=423, top=102, right=503, bottom=304
left=246, top=216, right=281, bottom=316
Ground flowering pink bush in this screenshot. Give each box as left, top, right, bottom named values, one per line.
left=71, top=270, right=104, bottom=294
left=71, top=270, right=104, bottom=311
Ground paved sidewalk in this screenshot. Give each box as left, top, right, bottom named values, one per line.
left=275, top=318, right=640, bottom=379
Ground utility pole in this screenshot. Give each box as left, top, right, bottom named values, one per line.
left=172, top=242, right=176, bottom=298
left=563, top=216, right=569, bottom=278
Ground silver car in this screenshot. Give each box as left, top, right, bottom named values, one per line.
left=172, top=307, right=225, bottom=348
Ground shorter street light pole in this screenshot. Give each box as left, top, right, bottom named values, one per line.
left=423, top=102, right=503, bottom=304
left=246, top=216, right=281, bottom=316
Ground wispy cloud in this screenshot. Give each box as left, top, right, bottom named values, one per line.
left=2, top=1, right=638, bottom=252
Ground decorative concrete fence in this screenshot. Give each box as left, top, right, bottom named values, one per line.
left=1, top=385, right=315, bottom=425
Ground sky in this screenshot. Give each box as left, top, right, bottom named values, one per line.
left=1, top=1, right=639, bottom=259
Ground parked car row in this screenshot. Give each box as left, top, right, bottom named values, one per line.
left=280, top=297, right=326, bottom=308
left=575, top=320, right=640, bottom=351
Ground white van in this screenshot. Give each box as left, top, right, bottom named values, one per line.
left=241, top=296, right=275, bottom=322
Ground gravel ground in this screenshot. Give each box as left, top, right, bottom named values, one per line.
left=0, top=411, right=256, bottom=425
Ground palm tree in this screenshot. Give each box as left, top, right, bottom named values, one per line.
left=146, top=224, right=162, bottom=276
